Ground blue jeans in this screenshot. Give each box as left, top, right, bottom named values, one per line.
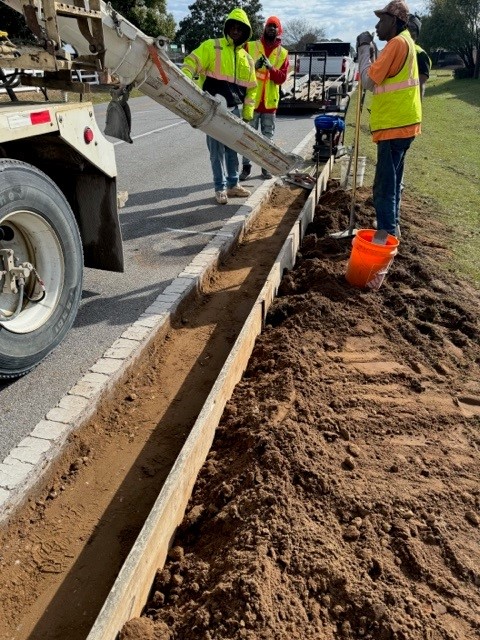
left=373, top=137, right=414, bottom=236
left=206, top=106, right=240, bottom=192
left=242, top=112, right=275, bottom=167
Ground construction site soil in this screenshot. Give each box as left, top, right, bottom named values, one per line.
left=1, top=182, right=479, bottom=640
left=122, top=186, right=480, bottom=640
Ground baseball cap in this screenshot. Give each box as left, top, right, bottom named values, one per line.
left=374, top=0, right=409, bottom=23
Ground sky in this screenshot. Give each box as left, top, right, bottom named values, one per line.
left=168, top=0, right=429, bottom=47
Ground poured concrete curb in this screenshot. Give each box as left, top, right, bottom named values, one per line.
left=87, top=148, right=331, bottom=640
left=0, top=129, right=317, bottom=523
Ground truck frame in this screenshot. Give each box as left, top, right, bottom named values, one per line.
left=0, top=0, right=301, bottom=379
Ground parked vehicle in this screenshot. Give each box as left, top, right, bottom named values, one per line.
left=295, top=42, right=356, bottom=92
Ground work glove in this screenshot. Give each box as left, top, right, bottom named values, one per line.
left=255, top=55, right=265, bottom=70
left=356, top=31, right=373, bottom=50
left=255, top=54, right=272, bottom=70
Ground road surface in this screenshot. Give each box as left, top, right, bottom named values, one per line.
left=0, top=95, right=316, bottom=462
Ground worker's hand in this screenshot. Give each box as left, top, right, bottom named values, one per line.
left=356, top=31, right=373, bottom=50
left=255, top=55, right=266, bottom=70
left=255, top=54, right=272, bottom=70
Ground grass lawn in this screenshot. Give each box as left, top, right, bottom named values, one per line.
left=341, top=71, right=480, bottom=286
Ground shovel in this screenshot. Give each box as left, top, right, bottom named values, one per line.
left=330, top=77, right=365, bottom=239
left=371, top=229, right=388, bottom=245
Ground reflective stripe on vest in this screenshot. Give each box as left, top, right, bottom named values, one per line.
left=205, top=38, right=257, bottom=88
left=373, top=48, right=419, bottom=94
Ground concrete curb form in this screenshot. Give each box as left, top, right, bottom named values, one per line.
left=0, top=128, right=317, bottom=522
left=87, top=137, right=330, bottom=640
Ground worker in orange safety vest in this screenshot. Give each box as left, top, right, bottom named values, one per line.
left=356, top=0, right=422, bottom=238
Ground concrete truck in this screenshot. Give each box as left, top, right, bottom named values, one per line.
left=0, top=0, right=301, bottom=379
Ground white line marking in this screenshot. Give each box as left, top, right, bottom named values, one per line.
left=113, top=120, right=186, bottom=146
left=166, top=228, right=234, bottom=238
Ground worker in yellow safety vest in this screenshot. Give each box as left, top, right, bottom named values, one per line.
left=239, top=16, right=289, bottom=181
left=407, top=14, right=432, bottom=99
left=182, top=8, right=257, bottom=205
left=356, top=0, right=422, bottom=238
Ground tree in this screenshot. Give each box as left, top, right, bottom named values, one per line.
left=422, top=0, right=479, bottom=77
left=108, top=0, right=175, bottom=40
left=281, top=18, right=326, bottom=50
left=175, top=0, right=264, bottom=53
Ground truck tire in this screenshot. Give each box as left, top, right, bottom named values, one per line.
left=0, top=159, right=83, bottom=379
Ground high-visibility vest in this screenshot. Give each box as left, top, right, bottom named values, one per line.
left=246, top=40, right=288, bottom=110
left=415, top=43, right=432, bottom=71
left=183, top=38, right=257, bottom=120
left=371, top=30, right=422, bottom=133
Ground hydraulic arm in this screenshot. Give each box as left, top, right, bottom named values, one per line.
left=1, top=0, right=302, bottom=175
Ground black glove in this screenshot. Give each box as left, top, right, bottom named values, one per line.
left=255, top=55, right=266, bottom=70
left=356, top=31, right=373, bottom=50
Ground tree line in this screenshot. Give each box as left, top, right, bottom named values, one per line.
left=0, top=0, right=478, bottom=77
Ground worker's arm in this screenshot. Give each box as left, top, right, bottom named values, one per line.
left=268, top=55, right=289, bottom=85
left=357, top=44, right=376, bottom=91
left=182, top=41, right=209, bottom=82
left=357, top=37, right=407, bottom=92
left=417, top=50, right=430, bottom=99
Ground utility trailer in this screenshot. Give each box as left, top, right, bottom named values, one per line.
left=0, top=0, right=301, bottom=379
left=278, top=51, right=350, bottom=115
left=297, top=41, right=356, bottom=91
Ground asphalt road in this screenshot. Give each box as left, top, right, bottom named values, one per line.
left=0, top=96, right=316, bottom=461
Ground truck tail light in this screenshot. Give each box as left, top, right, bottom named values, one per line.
left=84, top=127, right=94, bottom=144
left=342, top=58, right=346, bottom=74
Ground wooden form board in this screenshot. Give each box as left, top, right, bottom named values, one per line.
left=86, top=159, right=331, bottom=640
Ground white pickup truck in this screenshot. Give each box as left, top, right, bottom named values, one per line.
left=295, top=42, right=356, bottom=92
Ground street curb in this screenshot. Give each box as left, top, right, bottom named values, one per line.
left=0, top=127, right=317, bottom=523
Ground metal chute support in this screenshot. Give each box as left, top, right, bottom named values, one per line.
left=1, top=0, right=302, bottom=175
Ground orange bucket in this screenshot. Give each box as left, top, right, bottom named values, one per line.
left=345, top=229, right=399, bottom=290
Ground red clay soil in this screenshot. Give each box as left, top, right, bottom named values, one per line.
left=121, top=185, right=480, bottom=640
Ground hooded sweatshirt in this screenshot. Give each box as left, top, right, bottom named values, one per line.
left=182, top=8, right=257, bottom=120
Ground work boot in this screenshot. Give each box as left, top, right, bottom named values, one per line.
left=215, top=190, right=228, bottom=205
left=226, top=184, right=251, bottom=198
left=261, top=168, right=273, bottom=179
left=239, top=165, right=251, bottom=181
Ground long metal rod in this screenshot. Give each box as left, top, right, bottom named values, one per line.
left=330, top=78, right=363, bottom=239
left=347, top=76, right=363, bottom=232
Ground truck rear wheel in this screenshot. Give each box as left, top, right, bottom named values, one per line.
left=0, top=160, right=83, bottom=379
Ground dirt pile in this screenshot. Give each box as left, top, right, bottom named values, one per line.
left=122, top=185, right=480, bottom=640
